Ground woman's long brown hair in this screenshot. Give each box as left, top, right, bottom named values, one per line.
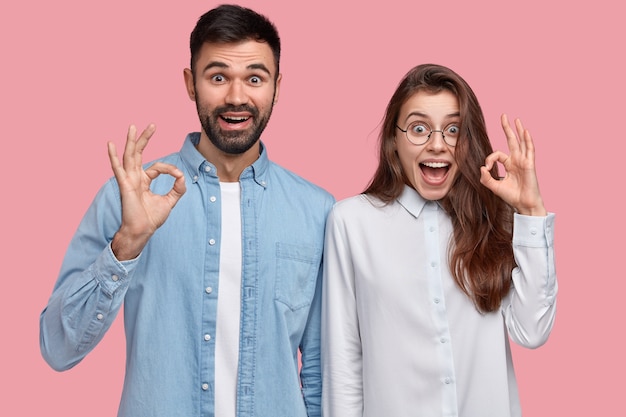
left=364, top=64, right=515, bottom=313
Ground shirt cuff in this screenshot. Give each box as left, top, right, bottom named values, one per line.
left=512, top=212, right=555, bottom=248
left=92, top=243, right=140, bottom=296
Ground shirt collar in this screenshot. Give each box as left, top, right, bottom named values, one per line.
left=396, top=184, right=442, bottom=218
left=179, top=132, right=269, bottom=187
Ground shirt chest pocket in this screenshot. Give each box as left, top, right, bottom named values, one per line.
left=274, top=242, right=322, bottom=311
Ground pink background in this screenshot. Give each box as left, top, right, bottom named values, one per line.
left=2, top=0, right=623, bottom=415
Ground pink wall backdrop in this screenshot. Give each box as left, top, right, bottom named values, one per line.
left=2, top=0, right=623, bottom=415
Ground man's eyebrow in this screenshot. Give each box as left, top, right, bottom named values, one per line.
left=201, top=61, right=228, bottom=74
left=201, top=61, right=272, bottom=76
left=248, top=63, right=271, bottom=76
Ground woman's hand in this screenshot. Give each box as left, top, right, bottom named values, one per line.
left=480, top=114, right=547, bottom=216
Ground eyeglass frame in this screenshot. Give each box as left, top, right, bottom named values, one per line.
left=395, top=121, right=460, bottom=147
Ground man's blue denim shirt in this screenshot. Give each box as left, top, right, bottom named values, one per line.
left=40, top=133, right=335, bottom=417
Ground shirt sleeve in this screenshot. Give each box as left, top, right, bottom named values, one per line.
left=299, top=264, right=323, bottom=417
left=503, top=212, right=558, bottom=348
left=300, top=194, right=335, bottom=417
left=39, top=179, right=138, bottom=371
left=321, top=205, right=364, bottom=417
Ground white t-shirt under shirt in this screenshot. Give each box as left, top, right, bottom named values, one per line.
left=214, top=181, right=242, bottom=417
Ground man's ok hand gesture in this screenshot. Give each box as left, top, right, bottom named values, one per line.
left=108, top=124, right=186, bottom=261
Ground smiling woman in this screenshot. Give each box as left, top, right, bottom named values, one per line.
left=321, top=63, right=558, bottom=417
left=394, top=89, right=460, bottom=201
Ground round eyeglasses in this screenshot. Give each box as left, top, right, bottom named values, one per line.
left=396, top=121, right=460, bottom=146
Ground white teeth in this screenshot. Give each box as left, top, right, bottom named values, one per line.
left=422, top=161, right=449, bottom=168
left=223, top=116, right=249, bottom=122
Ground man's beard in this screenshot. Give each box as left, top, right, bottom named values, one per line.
left=197, top=103, right=274, bottom=155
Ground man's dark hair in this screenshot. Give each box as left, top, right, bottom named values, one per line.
left=190, top=4, right=281, bottom=79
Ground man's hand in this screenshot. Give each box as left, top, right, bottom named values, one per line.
left=107, top=124, right=186, bottom=260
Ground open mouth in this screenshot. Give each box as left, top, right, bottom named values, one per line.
left=218, top=114, right=253, bottom=131
left=220, top=115, right=251, bottom=124
left=420, top=161, right=450, bottom=183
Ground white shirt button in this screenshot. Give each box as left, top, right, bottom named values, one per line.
left=204, top=334, right=212, bottom=341
left=111, top=274, right=119, bottom=282
left=205, top=287, right=213, bottom=294
left=433, top=298, right=440, bottom=304
left=193, top=175, right=199, bottom=182
left=202, top=383, right=209, bottom=391
left=209, top=239, right=216, bottom=246
left=204, top=166, right=211, bottom=172
left=530, top=227, right=538, bottom=235
left=444, top=377, right=451, bottom=384
left=440, top=338, right=446, bottom=344
left=210, top=196, right=217, bottom=203
left=96, top=313, right=104, bottom=321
